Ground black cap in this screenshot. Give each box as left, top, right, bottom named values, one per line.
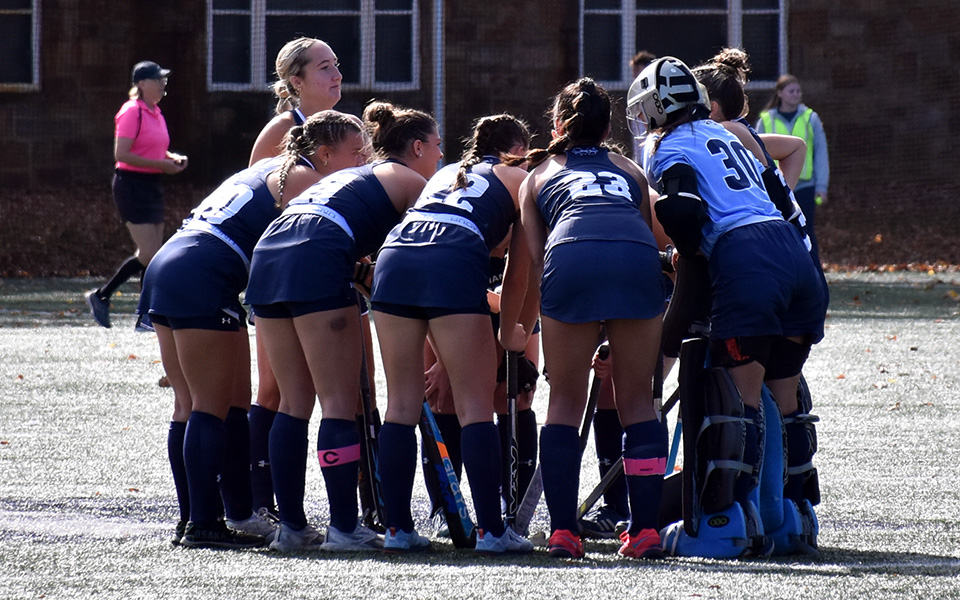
left=132, top=61, right=171, bottom=83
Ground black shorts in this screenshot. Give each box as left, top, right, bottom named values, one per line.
left=150, top=307, right=246, bottom=332
left=113, top=169, right=164, bottom=224
left=371, top=299, right=489, bottom=321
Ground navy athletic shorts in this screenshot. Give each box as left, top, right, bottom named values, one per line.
left=138, top=230, right=248, bottom=329
left=709, top=219, right=826, bottom=342
left=541, top=239, right=666, bottom=323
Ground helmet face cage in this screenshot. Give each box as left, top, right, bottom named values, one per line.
left=627, top=57, right=709, bottom=132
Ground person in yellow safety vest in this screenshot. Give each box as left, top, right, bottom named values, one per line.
left=757, top=74, right=830, bottom=262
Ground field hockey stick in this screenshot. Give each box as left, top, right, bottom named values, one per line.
left=504, top=350, right=520, bottom=527
left=515, top=344, right=609, bottom=536
left=576, top=385, right=680, bottom=521
left=357, top=322, right=387, bottom=531
left=418, top=401, right=477, bottom=548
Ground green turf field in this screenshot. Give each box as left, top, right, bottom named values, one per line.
left=1, top=274, right=958, bottom=599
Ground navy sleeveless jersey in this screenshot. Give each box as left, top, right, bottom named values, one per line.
left=246, top=163, right=402, bottom=305
left=179, top=156, right=284, bottom=265
left=371, top=158, right=516, bottom=309
left=537, top=146, right=657, bottom=252
left=536, top=146, right=665, bottom=323
left=138, top=157, right=286, bottom=319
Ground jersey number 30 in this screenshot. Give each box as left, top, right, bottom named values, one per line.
left=706, top=138, right=762, bottom=192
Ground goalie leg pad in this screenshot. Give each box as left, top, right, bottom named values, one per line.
left=784, top=376, right=820, bottom=506
left=678, top=338, right=751, bottom=537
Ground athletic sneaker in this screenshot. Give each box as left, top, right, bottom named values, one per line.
left=384, top=527, right=431, bottom=553
left=269, top=523, right=324, bottom=552
left=85, top=290, right=110, bottom=328
left=180, top=520, right=266, bottom=549
left=546, top=529, right=584, bottom=559
left=475, top=526, right=534, bottom=555
left=134, top=313, right=154, bottom=333
left=579, top=504, right=627, bottom=539
left=170, top=519, right=187, bottom=546
left=617, top=528, right=664, bottom=559
left=320, top=522, right=383, bottom=552
left=431, top=509, right=450, bottom=538
left=226, top=509, right=278, bottom=538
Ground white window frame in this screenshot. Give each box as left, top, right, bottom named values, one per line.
left=207, top=0, right=420, bottom=93
left=0, top=0, right=41, bottom=92
left=580, top=0, right=787, bottom=90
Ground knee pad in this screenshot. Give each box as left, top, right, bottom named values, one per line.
left=764, top=337, right=811, bottom=380
left=678, top=337, right=751, bottom=537
left=710, top=335, right=775, bottom=370
left=784, top=376, right=820, bottom=506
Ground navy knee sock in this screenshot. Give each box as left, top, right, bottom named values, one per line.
left=462, top=422, right=504, bottom=537
left=623, top=419, right=668, bottom=534
left=248, top=404, right=277, bottom=513
left=269, top=412, right=309, bottom=530
left=378, top=422, right=417, bottom=532
left=539, top=424, right=582, bottom=534
left=220, top=407, right=254, bottom=522
left=593, top=409, right=629, bottom=515
left=99, top=255, right=144, bottom=299
left=167, top=421, right=189, bottom=522
left=318, top=418, right=361, bottom=533
left=184, top=411, right=226, bottom=525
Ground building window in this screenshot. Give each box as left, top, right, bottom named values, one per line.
left=0, top=0, right=40, bottom=91
left=580, top=0, right=786, bottom=89
left=208, top=0, right=419, bottom=92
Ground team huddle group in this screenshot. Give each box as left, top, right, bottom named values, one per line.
left=94, top=36, right=829, bottom=561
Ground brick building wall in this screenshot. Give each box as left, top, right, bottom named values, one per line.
left=2, top=1, right=957, bottom=270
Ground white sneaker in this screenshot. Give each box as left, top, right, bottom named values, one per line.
left=226, top=510, right=279, bottom=538
left=269, top=523, right=324, bottom=552
left=383, top=527, right=431, bottom=553
left=320, top=522, right=383, bottom=552
left=474, top=526, right=534, bottom=555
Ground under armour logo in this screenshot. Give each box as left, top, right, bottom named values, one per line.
left=222, top=317, right=231, bottom=324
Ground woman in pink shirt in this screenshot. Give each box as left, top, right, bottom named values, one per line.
left=86, top=60, right=188, bottom=329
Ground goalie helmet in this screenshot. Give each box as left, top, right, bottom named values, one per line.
left=627, top=57, right=710, bottom=135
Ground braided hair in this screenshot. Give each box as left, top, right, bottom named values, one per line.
left=526, top=78, right=611, bottom=169
left=454, top=114, right=531, bottom=190
left=275, top=110, right=362, bottom=208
